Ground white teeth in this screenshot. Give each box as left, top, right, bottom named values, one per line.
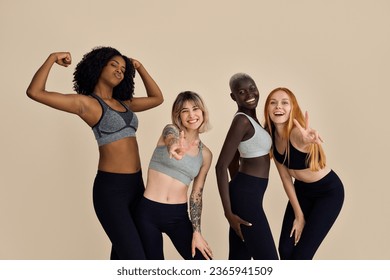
left=247, top=98, right=256, bottom=103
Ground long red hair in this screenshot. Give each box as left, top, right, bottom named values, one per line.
left=263, top=87, right=326, bottom=171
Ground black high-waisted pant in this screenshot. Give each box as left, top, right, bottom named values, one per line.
left=93, top=170, right=146, bottom=260
left=229, top=172, right=279, bottom=260
left=135, top=196, right=206, bottom=260
left=278, top=170, right=345, bottom=260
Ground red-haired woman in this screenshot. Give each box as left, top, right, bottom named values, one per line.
left=264, top=87, right=344, bottom=260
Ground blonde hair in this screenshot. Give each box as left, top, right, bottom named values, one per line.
left=171, top=91, right=210, bottom=133
left=263, top=87, right=326, bottom=171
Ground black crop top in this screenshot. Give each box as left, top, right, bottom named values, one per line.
left=272, top=134, right=309, bottom=170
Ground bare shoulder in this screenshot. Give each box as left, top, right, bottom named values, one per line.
left=231, top=113, right=252, bottom=131
left=78, top=94, right=101, bottom=111
left=201, top=143, right=212, bottom=160
left=199, top=143, right=212, bottom=172
left=80, top=94, right=99, bottom=105
left=232, top=113, right=250, bottom=124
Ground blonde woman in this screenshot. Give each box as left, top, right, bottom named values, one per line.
left=135, top=91, right=213, bottom=260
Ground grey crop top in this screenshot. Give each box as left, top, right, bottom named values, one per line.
left=91, top=94, right=138, bottom=146
left=236, top=112, right=272, bottom=158
left=148, top=142, right=203, bottom=185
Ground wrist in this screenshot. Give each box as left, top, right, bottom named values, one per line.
left=295, top=212, right=304, bottom=220
left=135, top=63, right=143, bottom=71
left=48, top=53, right=58, bottom=62
left=224, top=211, right=233, bottom=219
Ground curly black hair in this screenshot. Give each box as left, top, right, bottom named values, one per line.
left=73, top=46, right=136, bottom=101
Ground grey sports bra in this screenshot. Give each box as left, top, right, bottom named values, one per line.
left=236, top=112, right=272, bottom=158
left=148, top=142, right=203, bottom=186
left=91, top=94, right=138, bottom=146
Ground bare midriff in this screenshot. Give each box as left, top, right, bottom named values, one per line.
left=239, top=154, right=270, bottom=179
left=97, top=137, right=141, bottom=174
left=143, top=169, right=188, bottom=204
left=288, top=166, right=332, bottom=183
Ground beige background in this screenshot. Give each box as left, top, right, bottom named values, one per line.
left=1, top=0, right=389, bottom=260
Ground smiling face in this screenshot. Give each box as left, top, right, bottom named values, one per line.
left=267, top=89, right=292, bottom=125
left=179, top=100, right=204, bottom=132
left=100, top=55, right=126, bottom=87
left=172, top=91, right=210, bottom=134
left=230, top=77, right=259, bottom=111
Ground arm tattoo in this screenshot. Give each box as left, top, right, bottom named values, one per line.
left=190, top=190, right=203, bottom=233
left=162, top=124, right=179, bottom=147
left=163, top=124, right=179, bottom=139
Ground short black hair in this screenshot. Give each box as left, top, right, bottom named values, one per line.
left=229, top=73, right=255, bottom=92
left=73, top=46, right=136, bottom=100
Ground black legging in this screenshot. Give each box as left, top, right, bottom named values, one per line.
left=93, top=170, right=146, bottom=260
left=229, top=172, right=279, bottom=260
left=278, top=170, right=345, bottom=260
left=135, top=196, right=206, bottom=260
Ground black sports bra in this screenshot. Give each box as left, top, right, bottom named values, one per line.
left=272, top=134, right=309, bottom=170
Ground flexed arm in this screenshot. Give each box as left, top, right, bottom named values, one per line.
left=127, top=59, right=164, bottom=112
left=161, top=124, right=199, bottom=160
left=293, top=111, right=323, bottom=145
left=26, top=52, right=90, bottom=117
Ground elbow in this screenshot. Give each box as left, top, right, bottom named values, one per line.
left=215, top=162, right=221, bottom=174
left=26, top=86, right=46, bottom=102
left=157, top=95, right=164, bottom=106
left=215, top=161, right=226, bottom=178
left=26, top=87, right=36, bottom=100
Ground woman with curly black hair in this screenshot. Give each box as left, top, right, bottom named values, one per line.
left=26, top=46, right=164, bottom=260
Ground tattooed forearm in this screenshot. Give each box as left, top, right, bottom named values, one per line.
left=190, top=191, right=203, bottom=233
left=162, top=124, right=180, bottom=147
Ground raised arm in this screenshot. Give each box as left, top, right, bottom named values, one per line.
left=159, top=124, right=199, bottom=160
left=293, top=111, right=323, bottom=146
left=127, top=59, right=164, bottom=112
left=190, top=145, right=213, bottom=259
left=26, top=52, right=92, bottom=119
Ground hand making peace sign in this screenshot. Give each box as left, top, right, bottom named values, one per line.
left=293, top=111, right=323, bottom=145
left=168, top=131, right=200, bottom=160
